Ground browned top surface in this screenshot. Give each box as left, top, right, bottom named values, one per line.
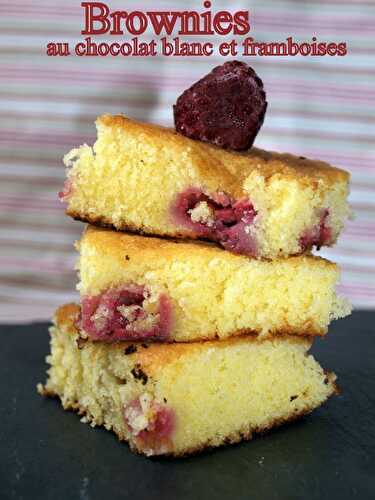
left=97, top=114, right=350, bottom=187
left=53, top=303, right=312, bottom=373
left=81, top=225, right=337, bottom=274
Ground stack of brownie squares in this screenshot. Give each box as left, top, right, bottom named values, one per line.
left=39, top=64, right=351, bottom=457
left=39, top=113, right=351, bottom=457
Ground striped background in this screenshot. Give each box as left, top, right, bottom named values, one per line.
left=0, top=0, right=374, bottom=322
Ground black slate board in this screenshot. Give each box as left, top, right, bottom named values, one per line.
left=1, top=311, right=374, bottom=500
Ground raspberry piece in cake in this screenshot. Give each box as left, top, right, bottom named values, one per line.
left=300, top=209, right=333, bottom=251
left=124, top=395, right=175, bottom=455
left=172, top=188, right=257, bottom=255
left=80, top=285, right=172, bottom=342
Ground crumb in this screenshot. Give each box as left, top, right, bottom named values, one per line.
left=76, top=337, right=87, bottom=350
left=131, top=365, right=148, bottom=385
left=189, top=201, right=215, bottom=226
left=124, top=345, right=137, bottom=355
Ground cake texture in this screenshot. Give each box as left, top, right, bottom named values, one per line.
left=76, top=226, right=351, bottom=343
left=39, top=304, right=338, bottom=457
left=61, top=114, right=350, bottom=259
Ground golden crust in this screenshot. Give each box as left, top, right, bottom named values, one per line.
left=55, top=302, right=321, bottom=361
left=53, top=302, right=314, bottom=375
left=98, top=114, right=350, bottom=190
left=134, top=335, right=313, bottom=377
left=53, top=303, right=80, bottom=334
left=68, top=212, right=207, bottom=242
left=81, top=225, right=336, bottom=271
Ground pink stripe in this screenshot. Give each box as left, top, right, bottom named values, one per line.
left=343, top=232, right=375, bottom=241
left=0, top=257, right=72, bottom=273
left=1, top=80, right=371, bottom=105
left=3, top=94, right=374, bottom=127
left=271, top=108, right=375, bottom=124
left=2, top=54, right=375, bottom=77
left=0, top=294, right=75, bottom=305
left=339, top=264, right=375, bottom=274
left=254, top=15, right=374, bottom=32
left=262, top=127, right=374, bottom=144
left=340, top=235, right=374, bottom=243
left=1, top=193, right=59, bottom=202
left=281, top=0, right=375, bottom=5
left=295, top=150, right=373, bottom=165
left=0, top=130, right=90, bottom=145
left=337, top=291, right=374, bottom=300
left=0, top=203, right=62, bottom=213
left=0, top=156, right=61, bottom=167
left=0, top=136, right=90, bottom=148
left=0, top=220, right=81, bottom=234
left=0, top=175, right=62, bottom=186
left=344, top=181, right=375, bottom=190
left=0, top=1, right=153, bottom=16
left=0, top=198, right=60, bottom=209
left=344, top=228, right=375, bottom=236
left=2, top=68, right=375, bottom=100
left=1, top=193, right=60, bottom=202
left=0, top=4, right=80, bottom=17
left=1, top=127, right=373, bottom=148
left=338, top=284, right=375, bottom=294
left=329, top=247, right=375, bottom=258
left=0, top=93, right=156, bottom=110
left=346, top=221, right=375, bottom=231
left=0, top=27, right=77, bottom=36
left=339, top=283, right=375, bottom=293
left=347, top=47, right=373, bottom=55
left=0, top=193, right=62, bottom=208
left=0, top=238, right=73, bottom=250
left=278, top=150, right=373, bottom=171
left=3, top=66, right=373, bottom=97
left=349, top=203, right=375, bottom=212
left=3, top=107, right=375, bottom=125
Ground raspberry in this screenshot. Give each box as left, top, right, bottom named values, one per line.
left=173, top=61, right=267, bottom=151
left=172, top=188, right=258, bottom=256
left=80, top=285, right=172, bottom=342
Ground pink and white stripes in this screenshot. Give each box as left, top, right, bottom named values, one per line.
left=0, top=0, right=374, bottom=322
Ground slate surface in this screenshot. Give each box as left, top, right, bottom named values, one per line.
left=1, top=311, right=374, bottom=500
